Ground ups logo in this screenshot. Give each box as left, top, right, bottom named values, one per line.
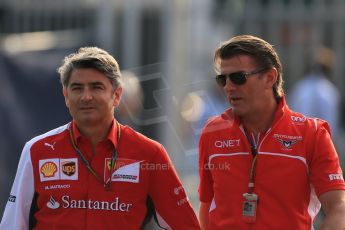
left=62, top=161, right=76, bottom=176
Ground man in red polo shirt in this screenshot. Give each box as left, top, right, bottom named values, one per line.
left=198, top=35, right=345, bottom=229
left=0, top=47, right=200, bottom=230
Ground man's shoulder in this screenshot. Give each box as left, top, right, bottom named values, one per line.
left=201, top=108, right=236, bottom=135
left=26, top=124, right=69, bottom=148
left=284, top=108, right=331, bottom=132
left=120, top=126, right=169, bottom=161
left=121, top=125, right=162, bottom=149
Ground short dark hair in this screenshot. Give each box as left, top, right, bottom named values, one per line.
left=57, top=47, right=121, bottom=89
left=214, top=35, right=284, bottom=100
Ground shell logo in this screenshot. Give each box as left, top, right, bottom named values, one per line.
left=40, top=162, right=58, bottom=177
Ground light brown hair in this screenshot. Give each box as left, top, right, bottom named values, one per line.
left=214, top=35, right=284, bottom=100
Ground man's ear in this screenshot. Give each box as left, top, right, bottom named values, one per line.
left=265, top=67, right=278, bottom=88
left=63, top=87, right=67, bottom=97
left=113, top=86, right=123, bottom=107
left=63, top=87, right=69, bottom=107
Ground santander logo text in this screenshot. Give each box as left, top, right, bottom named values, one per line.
left=47, top=195, right=133, bottom=212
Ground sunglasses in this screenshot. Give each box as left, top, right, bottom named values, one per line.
left=215, top=67, right=268, bottom=86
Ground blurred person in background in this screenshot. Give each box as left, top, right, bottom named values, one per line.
left=115, top=70, right=144, bottom=131
left=0, top=47, right=200, bottom=230
left=198, top=35, right=345, bottom=229
left=289, top=46, right=341, bottom=147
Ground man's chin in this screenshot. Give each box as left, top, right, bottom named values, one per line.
left=231, top=107, right=245, bottom=117
left=75, top=116, right=99, bottom=126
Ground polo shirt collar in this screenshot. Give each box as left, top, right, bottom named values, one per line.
left=71, top=119, right=119, bottom=148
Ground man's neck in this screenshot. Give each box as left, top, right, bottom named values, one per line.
left=76, top=119, right=113, bottom=153
left=241, top=97, right=278, bottom=136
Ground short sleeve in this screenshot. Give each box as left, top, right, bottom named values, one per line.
left=309, top=123, right=345, bottom=197
left=148, top=145, right=200, bottom=229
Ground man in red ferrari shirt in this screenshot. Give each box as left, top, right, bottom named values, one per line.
left=198, top=35, right=345, bottom=229
left=0, top=47, right=200, bottom=229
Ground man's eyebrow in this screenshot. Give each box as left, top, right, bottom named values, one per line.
left=90, top=81, right=105, bottom=86
left=70, top=82, right=83, bottom=87
left=69, top=81, right=105, bottom=87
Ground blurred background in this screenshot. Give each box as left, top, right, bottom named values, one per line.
left=1, top=0, right=345, bottom=228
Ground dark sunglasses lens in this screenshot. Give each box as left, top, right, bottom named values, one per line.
left=229, top=72, right=246, bottom=85
left=216, top=75, right=227, bottom=86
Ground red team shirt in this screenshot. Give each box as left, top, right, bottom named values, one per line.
left=199, top=97, right=345, bottom=229
left=1, top=120, right=200, bottom=229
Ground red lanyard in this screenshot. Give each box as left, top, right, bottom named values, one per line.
left=68, top=121, right=121, bottom=190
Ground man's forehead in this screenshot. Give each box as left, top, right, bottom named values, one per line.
left=69, top=68, right=109, bottom=82
left=68, top=68, right=112, bottom=85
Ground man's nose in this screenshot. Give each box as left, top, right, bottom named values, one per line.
left=224, top=78, right=237, bottom=91
left=81, top=88, right=93, bottom=101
